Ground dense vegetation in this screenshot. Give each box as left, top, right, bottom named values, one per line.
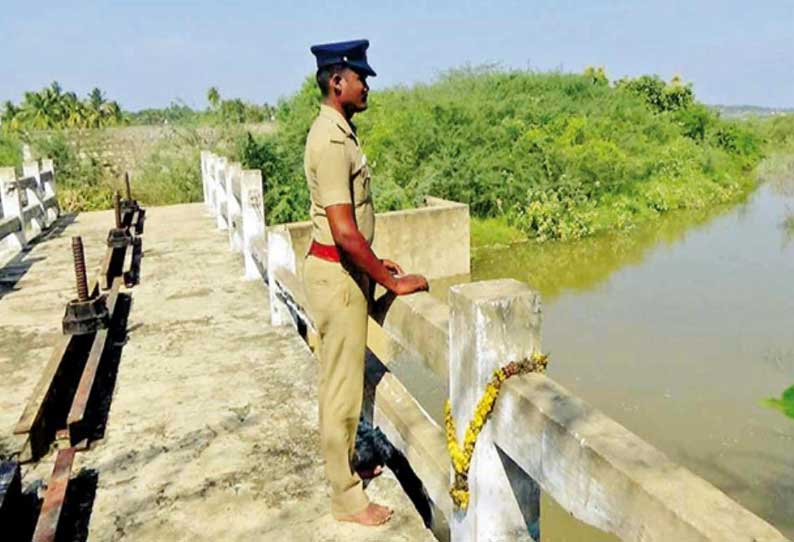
left=241, top=67, right=792, bottom=241
left=0, top=83, right=273, bottom=212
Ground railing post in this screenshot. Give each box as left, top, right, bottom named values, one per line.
left=267, top=226, right=296, bottom=326
left=40, top=159, right=55, bottom=197
left=208, top=153, right=219, bottom=215
left=40, top=159, right=59, bottom=224
left=448, top=279, right=543, bottom=542
left=0, top=167, right=27, bottom=250
left=240, top=169, right=264, bottom=280
left=200, top=150, right=210, bottom=210
left=227, top=162, right=242, bottom=252
left=23, top=161, right=46, bottom=231
left=215, top=157, right=228, bottom=230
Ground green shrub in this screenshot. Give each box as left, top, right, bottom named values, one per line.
left=0, top=133, right=22, bottom=168
left=30, top=131, right=112, bottom=212
left=134, top=139, right=202, bottom=206
left=241, top=66, right=765, bottom=241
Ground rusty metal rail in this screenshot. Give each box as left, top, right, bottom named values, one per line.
left=31, top=447, right=76, bottom=542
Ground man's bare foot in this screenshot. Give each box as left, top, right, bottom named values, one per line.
left=336, top=502, right=393, bottom=526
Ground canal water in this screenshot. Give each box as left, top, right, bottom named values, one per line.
left=470, top=178, right=794, bottom=539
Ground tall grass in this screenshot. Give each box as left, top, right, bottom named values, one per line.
left=24, top=125, right=244, bottom=212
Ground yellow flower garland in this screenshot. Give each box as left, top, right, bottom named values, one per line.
left=445, top=352, right=549, bottom=510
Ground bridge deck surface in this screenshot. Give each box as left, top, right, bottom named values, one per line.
left=0, top=203, right=433, bottom=542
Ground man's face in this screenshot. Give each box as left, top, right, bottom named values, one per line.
left=334, top=68, right=369, bottom=113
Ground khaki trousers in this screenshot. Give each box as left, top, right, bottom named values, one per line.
left=303, top=255, right=370, bottom=516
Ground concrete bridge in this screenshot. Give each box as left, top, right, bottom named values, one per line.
left=0, top=156, right=789, bottom=542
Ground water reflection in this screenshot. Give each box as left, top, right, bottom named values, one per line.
left=472, top=181, right=794, bottom=538
left=472, top=202, right=741, bottom=302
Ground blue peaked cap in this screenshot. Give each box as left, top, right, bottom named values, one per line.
left=310, top=39, right=377, bottom=77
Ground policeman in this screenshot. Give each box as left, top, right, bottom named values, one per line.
left=304, top=39, right=429, bottom=526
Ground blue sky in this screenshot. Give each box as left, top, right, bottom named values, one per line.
left=2, top=0, right=792, bottom=110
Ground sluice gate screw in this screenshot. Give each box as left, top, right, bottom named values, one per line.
left=124, top=172, right=131, bottom=200
left=114, top=191, right=122, bottom=229
left=71, top=236, right=89, bottom=302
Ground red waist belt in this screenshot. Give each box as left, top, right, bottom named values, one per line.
left=309, top=240, right=341, bottom=263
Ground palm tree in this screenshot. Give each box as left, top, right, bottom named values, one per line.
left=207, top=86, right=221, bottom=110
left=1, top=100, right=18, bottom=125
left=101, top=100, right=124, bottom=125
left=18, top=90, right=52, bottom=129
left=85, top=87, right=107, bottom=128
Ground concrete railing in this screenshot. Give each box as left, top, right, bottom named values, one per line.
left=0, top=159, right=60, bottom=266
left=201, top=151, right=265, bottom=279
left=200, top=151, right=789, bottom=542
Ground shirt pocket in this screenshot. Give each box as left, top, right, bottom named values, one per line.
left=351, top=153, right=372, bottom=206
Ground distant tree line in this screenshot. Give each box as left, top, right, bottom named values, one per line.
left=125, top=87, right=275, bottom=126
left=1, top=82, right=275, bottom=132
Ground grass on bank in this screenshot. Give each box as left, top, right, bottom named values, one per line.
left=470, top=217, right=527, bottom=248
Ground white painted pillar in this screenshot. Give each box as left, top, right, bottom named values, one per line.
left=0, top=167, right=27, bottom=251
left=267, top=226, right=296, bottom=326
left=207, top=154, right=218, bottom=215
left=200, top=150, right=210, bottom=209
left=40, top=159, right=59, bottom=223
left=448, top=279, right=543, bottom=542
left=215, top=157, right=228, bottom=230
left=40, top=159, right=55, bottom=197
left=22, top=161, right=45, bottom=232
left=240, top=169, right=264, bottom=280
left=227, top=161, right=243, bottom=252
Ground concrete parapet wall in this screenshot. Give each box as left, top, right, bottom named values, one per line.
left=281, top=196, right=470, bottom=282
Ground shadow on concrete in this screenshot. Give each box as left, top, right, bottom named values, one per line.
left=10, top=480, right=44, bottom=542
left=496, top=445, right=541, bottom=541
left=0, top=213, right=77, bottom=301
left=56, top=468, right=99, bottom=542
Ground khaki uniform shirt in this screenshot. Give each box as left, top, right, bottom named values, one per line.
left=304, top=104, right=375, bottom=246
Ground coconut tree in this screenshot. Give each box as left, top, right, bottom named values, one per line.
left=207, top=86, right=221, bottom=110
left=101, top=100, right=124, bottom=125
left=17, top=90, right=52, bottom=129
left=1, top=100, right=18, bottom=126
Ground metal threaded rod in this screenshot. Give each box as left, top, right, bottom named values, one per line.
left=114, top=191, right=122, bottom=229
left=124, top=172, right=131, bottom=200
left=71, top=236, right=89, bottom=301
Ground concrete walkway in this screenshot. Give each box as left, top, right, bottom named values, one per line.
left=1, top=203, right=434, bottom=542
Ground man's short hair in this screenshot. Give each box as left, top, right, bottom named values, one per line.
left=316, top=63, right=349, bottom=97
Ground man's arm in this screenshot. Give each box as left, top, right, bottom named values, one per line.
left=326, top=204, right=428, bottom=295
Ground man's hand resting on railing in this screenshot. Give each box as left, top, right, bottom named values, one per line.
left=389, top=273, right=429, bottom=295
left=381, top=258, right=429, bottom=295
left=327, top=204, right=429, bottom=295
